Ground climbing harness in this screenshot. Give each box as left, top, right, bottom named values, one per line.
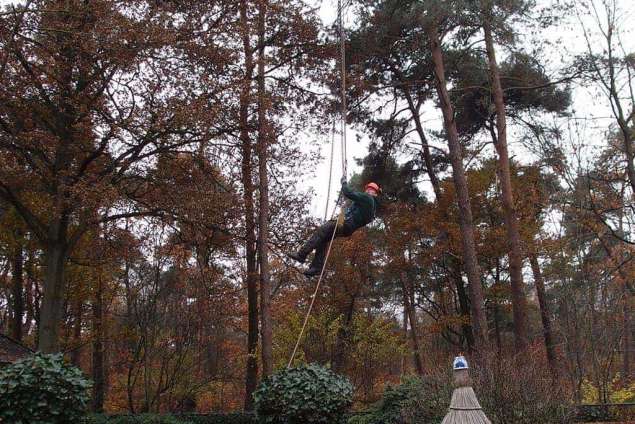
left=287, top=0, right=348, bottom=368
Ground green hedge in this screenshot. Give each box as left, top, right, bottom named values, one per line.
left=253, top=364, right=353, bottom=424
left=84, top=413, right=256, bottom=424
left=0, top=353, right=92, bottom=424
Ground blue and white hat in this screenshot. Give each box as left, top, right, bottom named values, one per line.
left=453, top=355, right=469, bottom=370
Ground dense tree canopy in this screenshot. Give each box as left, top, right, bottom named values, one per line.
left=0, top=0, right=633, bottom=415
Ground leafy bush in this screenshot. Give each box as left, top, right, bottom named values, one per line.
left=0, top=352, right=92, bottom=424
left=254, top=363, right=353, bottom=424
left=350, top=375, right=451, bottom=424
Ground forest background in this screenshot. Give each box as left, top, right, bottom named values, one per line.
left=0, top=0, right=633, bottom=414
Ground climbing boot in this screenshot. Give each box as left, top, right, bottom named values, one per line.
left=303, top=266, right=322, bottom=277
left=287, top=251, right=306, bottom=264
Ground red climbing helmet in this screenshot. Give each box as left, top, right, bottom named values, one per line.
left=365, top=182, right=381, bottom=194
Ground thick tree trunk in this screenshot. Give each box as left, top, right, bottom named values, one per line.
left=256, top=0, right=272, bottom=378
left=11, top=242, right=24, bottom=342
left=426, top=23, right=489, bottom=351
left=482, top=13, right=528, bottom=351
left=239, top=0, right=259, bottom=411
left=529, top=252, right=557, bottom=370
left=92, top=272, right=105, bottom=413
left=38, top=233, right=68, bottom=353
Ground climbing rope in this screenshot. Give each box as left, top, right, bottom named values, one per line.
left=338, top=0, right=348, bottom=177
left=287, top=0, right=348, bottom=368
left=324, top=120, right=336, bottom=221
left=287, top=196, right=342, bottom=368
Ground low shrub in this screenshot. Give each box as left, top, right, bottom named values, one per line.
left=575, top=405, right=613, bottom=422
left=473, top=352, right=576, bottom=424
left=83, top=413, right=256, bottom=424
left=183, top=413, right=257, bottom=424
left=350, top=374, right=452, bottom=424
left=0, top=352, right=92, bottom=424
left=254, top=363, right=353, bottom=424
left=84, top=415, right=191, bottom=424
left=351, top=350, right=576, bottom=424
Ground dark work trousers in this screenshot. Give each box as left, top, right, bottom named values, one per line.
left=298, top=219, right=357, bottom=270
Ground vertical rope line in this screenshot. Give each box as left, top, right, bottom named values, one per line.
left=287, top=199, right=341, bottom=368
left=338, top=0, right=347, bottom=177
left=287, top=0, right=349, bottom=368
left=324, top=120, right=337, bottom=221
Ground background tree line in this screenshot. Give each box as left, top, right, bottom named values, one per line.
left=0, top=0, right=633, bottom=414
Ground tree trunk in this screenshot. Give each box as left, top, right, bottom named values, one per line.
left=624, top=299, right=631, bottom=378
left=402, top=86, right=442, bottom=200
left=38, top=234, right=68, bottom=353
left=332, top=296, right=356, bottom=374
left=493, top=298, right=502, bottom=355
left=482, top=12, right=528, bottom=351
left=70, top=298, right=83, bottom=367
left=594, top=233, right=635, bottom=378
left=622, top=129, right=635, bottom=196
left=426, top=23, right=489, bottom=351
left=10, top=242, right=24, bottom=342
left=453, top=266, right=475, bottom=352
left=603, top=34, right=635, bottom=197
left=400, top=275, right=424, bottom=375
left=403, top=86, right=476, bottom=352
left=239, top=0, right=259, bottom=411
left=92, top=271, right=105, bottom=413
left=529, top=252, right=557, bottom=370
left=401, top=307, right=408, bottom=375
left=24, top=247, right=36, bottom=337
left=256, top=0, right=272, bottom=378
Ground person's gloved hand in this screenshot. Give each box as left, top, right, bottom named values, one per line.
left=340, top=176, right=347, bottom=185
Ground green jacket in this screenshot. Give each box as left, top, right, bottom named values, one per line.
left=341, top=182, right=377, bottom=229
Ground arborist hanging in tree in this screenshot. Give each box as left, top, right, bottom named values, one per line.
left=288, top=177, right=381, bottom=276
